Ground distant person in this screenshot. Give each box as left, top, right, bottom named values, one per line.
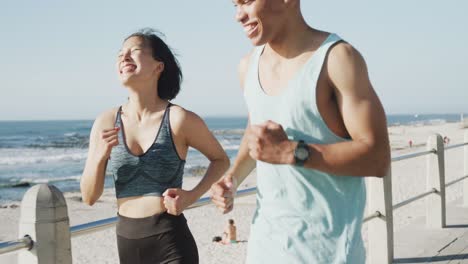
left=80, top=28, right=230, bottom=264
left=222, top=219, right=237, bottom=244
left=443, top=136, right=450, bottom=145
left=409, top=140, right=413, bottom=148
left=211, top=1, right=390, bottom=263
left=212, top=219, right=238, bottom=245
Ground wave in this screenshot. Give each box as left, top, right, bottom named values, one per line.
left=1, top=129, right=244, bottom=149
left=220, top=143, right=240, bottom=150
left=184, top=165, right=208, bottom=177
left=26, top=135, right=89, bottom=149
left=425, top=119, right=447, bottom=125
left=0, top=150, right=87, bottom=166
left=212, top=129, right=245, bottom=135
left=0, top=133, right=89, bottom=149
left=387, top=114, right=461, bottom=127
left=0, top=175, right=81, bottom=188
left=216, top=138, right=240, bottom=151
left=402, top=119, right=448, bottom=127
left=64, top=132, right=80, bottom=137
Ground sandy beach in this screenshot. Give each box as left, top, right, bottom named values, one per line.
left=0, top=122, right=467, bottom=264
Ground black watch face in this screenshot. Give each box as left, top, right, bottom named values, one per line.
left=296, top=147, right=309, bottom=160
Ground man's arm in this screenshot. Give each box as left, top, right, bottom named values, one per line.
left=227, top=51, right=257, bottom=187
left=304, top=43, right=390, bottom=177
left=225, top=118, right=257, bottom=188
left=210, top=52, right=256, bottom=213
left=248, top=43, right=390, bottom=177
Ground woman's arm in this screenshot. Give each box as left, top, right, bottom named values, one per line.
left=163, top=108, right=230, bottom=214
left=184, top=111, right=230, bottom=200
left=80, top=109, right=118, bottom=205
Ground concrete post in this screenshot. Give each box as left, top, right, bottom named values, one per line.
left=426, top=134, right=446, bottom=228
left=18, top=184, right=72, bottom=264
left=461, top=114, right=468, bottom=128
left=464, top=130, right=468, bottom=207
left=368, top=169, right=394, bottom=264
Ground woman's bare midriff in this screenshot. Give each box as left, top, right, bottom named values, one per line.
left=117, top=196, right=166, bottom=218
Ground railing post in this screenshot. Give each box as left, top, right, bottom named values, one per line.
left=368, top=169, right=394, bottom=264
left=426, top=134, right=446, bottom=228
left=18, top=184, right=72, bottom=264
left=464, top=130, right=468, bottom=207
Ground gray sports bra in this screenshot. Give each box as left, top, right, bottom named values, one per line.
left=109, top=103, right=185, bottom=198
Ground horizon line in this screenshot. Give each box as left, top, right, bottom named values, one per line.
left=0, top=112, right=466, bottom=122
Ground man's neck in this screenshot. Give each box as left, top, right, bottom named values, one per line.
left=265, top=17, right=322, bottom=59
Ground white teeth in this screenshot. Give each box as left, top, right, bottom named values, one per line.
left=122, top=65, right=136, bottom=72
left=244, top=24, right=256, bottom=34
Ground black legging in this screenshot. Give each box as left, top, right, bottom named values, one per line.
left=116, top=212, right=198, bottom=264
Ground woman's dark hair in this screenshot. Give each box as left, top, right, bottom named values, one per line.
left=125, top=28, right=182, bottom=100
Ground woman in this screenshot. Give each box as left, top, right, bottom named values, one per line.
left=222, top=219, right=237, bottom=244
left=80, top=28, right=230, bottom=264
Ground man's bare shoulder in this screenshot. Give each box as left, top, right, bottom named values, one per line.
left=328, top=42, right=367, bottom=74
left=326, top=42, right=369, bottom=92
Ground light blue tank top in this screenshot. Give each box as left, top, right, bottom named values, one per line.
left=243, top=34, right=366, bottom=264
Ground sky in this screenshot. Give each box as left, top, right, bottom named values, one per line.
left=0, top=1, right=467, bottom=120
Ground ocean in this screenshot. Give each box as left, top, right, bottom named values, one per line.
left=0, top=114, right=463, bottom=203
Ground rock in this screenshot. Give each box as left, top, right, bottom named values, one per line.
left=188, top=166, right=208, bottom=177
left=12, top=182, right=31, bottom=188
left=69, top=196, right=83, bottom=202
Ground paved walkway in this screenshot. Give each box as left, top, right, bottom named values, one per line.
left=394, top=199, right=468, bottom=263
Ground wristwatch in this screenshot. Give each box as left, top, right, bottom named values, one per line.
left=294, top=140, right=310, bottom=166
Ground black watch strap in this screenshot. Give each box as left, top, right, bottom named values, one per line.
left=295, top=157, right=306, bottom=167
left=294, top=140, right=310, bottom=167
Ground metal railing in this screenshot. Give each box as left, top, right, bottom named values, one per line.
left=70, top=187, right=257, bottom=238
left=365, top=133, right=468, bottom=263
left=363, top=149, right=441, bottom=223
left=0, top=236, right=33, bottom=255
left=0, top=187, right=258, bottom=255
left=390, top=149, right=436, bottom=162
left=1, top=132, right=467, bottom=264
left=364, top=141, right=468, bottom=223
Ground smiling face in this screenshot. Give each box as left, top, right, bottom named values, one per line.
left=116, top=36, right=163, bottom=87
left=233, top=0, right=290, bottom=46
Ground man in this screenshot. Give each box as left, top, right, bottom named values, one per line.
left=210, top=0, right=390, bottom=263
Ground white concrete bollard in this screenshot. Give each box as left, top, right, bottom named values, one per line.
left=464, top=130, right=468, bottom=207
left=426, top=134, right=446, bottom=228
left=461, top=113, right=468, bottom=128
left=367, top=169, right=394, bottom=264
left=18, top=184, right=72, bottom=264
